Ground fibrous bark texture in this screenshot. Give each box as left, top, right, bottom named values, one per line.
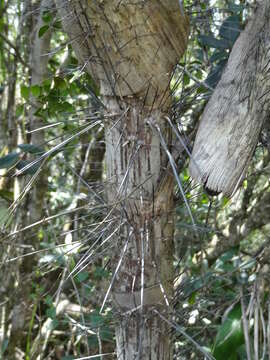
left=189, top=1, right=270, bottom=196
left=56, top=0, right=189, bottom=105
left=105, top=98, right=175, bottom=359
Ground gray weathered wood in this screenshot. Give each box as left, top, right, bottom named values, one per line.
left=189, top=1, right=270, bottom=196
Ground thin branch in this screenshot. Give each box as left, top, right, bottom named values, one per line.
left=0, top=32, right=27, bottom=66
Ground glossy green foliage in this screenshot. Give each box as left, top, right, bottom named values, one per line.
left=203, top=13, right=242, bottom=88
left=0, top=152, right=20, bottom=168
left=0, top=144, right=44, bottom=175
left=212, top=303, right=244, bottom=360
left=18, top=144, right=44, bottom=155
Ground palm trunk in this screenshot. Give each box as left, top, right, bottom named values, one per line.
left=104, top=98, right=175, bottom=358
left=55, top=1, right=189, bottom=358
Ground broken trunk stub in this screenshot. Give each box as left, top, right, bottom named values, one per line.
left=189, top=1, right=270, bottom=197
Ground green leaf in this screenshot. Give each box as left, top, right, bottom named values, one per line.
left=1, top=338, right=9, bottom=354
left=18, top=144, right=44, bottom=155
left=228, top=4, right=245, bottom=15
left=196, top=85, right=209, bottom=95
left=94, top=266, right=110, bottom=280
left=16, top=104, right=24, bottom=117
left=188, top=291, right=197, bottom=305
left=21, top=85, right=30, bottom=100
left=214, top=248, right=238, bottom=273
left=210, top=50, right=228, bottom=64
left=75, top=271, right=89, bottom=283
left=212, top=303, right=244, bottom=360
left=30, top=85, right=41, bottom=97
left=45, top=295, right=53, bottom=306
left=52, top=20, right=62, bottom=30
left=41, top=78, right=52, bottom=92
left=46, top=307, right=56, bottom=319
left=183, top=73, right=190, bottom=86
left=205, top=60, right=227, bottom=88
left=42, top=11, right=53, bottom=23
left=182, top=272, right=213, bottom=298
left=38, top=25, right=50, bottom=38
left=61, top=101, right=74, bottom=113
left=198, top=35, right=231, bottom=49
left=48, top=319, right=59, bottom=330
left=54, top=77, right=66, bottom=89
left=0, top=152, right=20, bottom=168
left=219, top=16, right=241, bottom=45
left=0, top=189, right=13, bottom=202
left=90, top=312, right=104, bottom=328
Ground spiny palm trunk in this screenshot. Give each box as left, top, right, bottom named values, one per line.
left=55, top=1, right=189, bottom=358
left=104, top=99, right=175, bottom=358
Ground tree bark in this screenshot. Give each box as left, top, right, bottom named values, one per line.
left=5, top=2, right=53, bottom=358
left=104, top=98, right=175, bottom=359
left=189, top=0, right=270, bottom=196
left=55, top=0, right=189, bottom=358
left=28, top=0, right=53, bottom=224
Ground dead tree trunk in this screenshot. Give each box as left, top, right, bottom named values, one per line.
left=189, top=0, right=270, bottom=197
left=56, top=0, right=189, bottom=358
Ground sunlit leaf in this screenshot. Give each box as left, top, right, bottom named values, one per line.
left=31, top=85, right=41, bottom=97
left=42, top=11, right=53, bottom=23
left=16, top=104, right=24, bottom=116
left=54, top=77, right=66, bottom=89
left=21, top=85, right=30, bottom=100
left=38, top=25, right=50, bottom=38
left=0, top=189, right=13, bottom=202
left=212, top=303, right=244, bottom=360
